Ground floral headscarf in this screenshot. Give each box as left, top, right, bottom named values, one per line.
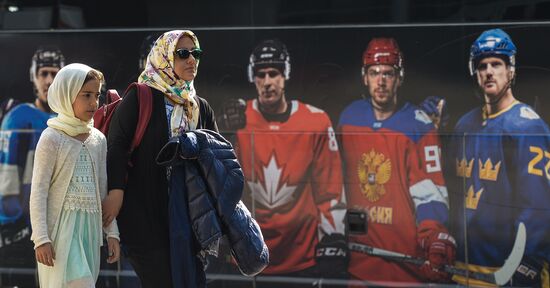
left=47, top=63, right=94, bottom=136
left=138, top=30, right=200, bottom=135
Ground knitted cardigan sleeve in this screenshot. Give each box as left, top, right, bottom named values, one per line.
left=29, top=128, right=59, bottom=249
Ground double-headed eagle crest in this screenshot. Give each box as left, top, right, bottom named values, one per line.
left=357, top=149, right=391, bottom=202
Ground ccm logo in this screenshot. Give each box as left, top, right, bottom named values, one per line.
left=517, top=264, right=538, bottom=280
left=316, top=247, right=347, bottom=257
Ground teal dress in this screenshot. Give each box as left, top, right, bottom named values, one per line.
left=37, top=146, right=101, bottom=288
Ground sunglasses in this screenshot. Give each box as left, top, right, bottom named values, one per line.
left=174, top=48, right=203, bottom=60
left=255, top=70, right=281, bottom=79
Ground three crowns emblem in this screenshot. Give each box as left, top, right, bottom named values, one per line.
left=456, top=158, right=500, bottom=181
left=465, top=185, right=484, bottom=210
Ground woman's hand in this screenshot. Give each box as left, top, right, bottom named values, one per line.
left=106, top=237, right=121, bottom=264
left=35, top=243, right=55, bottom=266
left=102, top=189, right=124, bottom=227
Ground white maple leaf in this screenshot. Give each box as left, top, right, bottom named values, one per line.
left=247, top=155, right=297, bottom=209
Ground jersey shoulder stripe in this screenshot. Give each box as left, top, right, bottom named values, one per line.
left=339, top=99, right=437, bottom=141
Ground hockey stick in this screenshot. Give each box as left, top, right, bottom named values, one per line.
left=349, top=222, right=526, bottom=286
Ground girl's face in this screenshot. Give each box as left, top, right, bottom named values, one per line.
left=173, top=36, right=198, bottom=81
left=72, top=78, right=100, bottom=122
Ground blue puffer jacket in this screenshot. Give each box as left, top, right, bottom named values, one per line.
left=157, top=129, right=269, bottom=288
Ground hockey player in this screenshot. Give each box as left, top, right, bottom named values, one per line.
left=138, top=33, right=162, bottom=72
left=338, top=37, right=455, bottom=284
left=0, top=46, right=65, bottom=284
left=447, top=28, right=550, bottom=287
left=219, top=39, right=347, bottom=285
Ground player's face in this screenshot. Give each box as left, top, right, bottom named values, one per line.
left=364, top=65, right=401, bottom=108
left=254, top=67, right=285, bottom=110
left=476, top=57, right=512, bottom=99
left=72, top=78, right=100, bottom=122
left=34, top=67, right=60, bottom=103
left=173, top=36, right=198, bottom=82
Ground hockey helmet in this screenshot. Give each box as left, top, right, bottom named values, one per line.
left=247, top=39, right=290, bottom=83
left=139, top=33, right=161, bottom=72
left=29, top=46, right=65, bottom=82
left=469, top=28, right=516, bottom=76
left=362, top=37, right=404, bottom=79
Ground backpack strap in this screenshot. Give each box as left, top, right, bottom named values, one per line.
left=123, top=82, right=153, bottom=154
left=106, top=89, right=121, bottom=104
left=103, top=89, right=121, bottom=117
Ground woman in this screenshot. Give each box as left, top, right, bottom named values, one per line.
left=102, top=30, right=218, bottom=288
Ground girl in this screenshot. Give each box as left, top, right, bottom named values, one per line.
left=30, top=63, right=120, bottom=287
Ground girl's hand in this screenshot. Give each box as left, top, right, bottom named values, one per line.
left=106, top=237, right=121, bottom=264
left=102, top=189, right=124, bottom=227
left=35, top=243, right=55, bottom=266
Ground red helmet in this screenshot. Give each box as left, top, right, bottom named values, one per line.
left=362, top=37, right=404, bottom=79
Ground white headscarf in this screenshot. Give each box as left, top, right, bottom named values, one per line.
left=47, top=63, right=94, bottom=136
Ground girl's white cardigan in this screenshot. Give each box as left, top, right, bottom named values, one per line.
left=30, top=127, right=119, bottom=249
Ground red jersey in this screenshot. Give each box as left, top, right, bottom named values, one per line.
left=338, top=99, right=448, bottom=283
left=236, top=99, right=344, bottom=274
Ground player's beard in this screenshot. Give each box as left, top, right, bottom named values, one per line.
left=371, top=91, right=396, bottom=113
left=474, top=66, right=515, bottom=106
left=484, top=80, right=512, bottom=105
left=474, top=76, right=513, bottom=106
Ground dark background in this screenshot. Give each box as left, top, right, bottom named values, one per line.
left=3, top=0, right=550, bottom=28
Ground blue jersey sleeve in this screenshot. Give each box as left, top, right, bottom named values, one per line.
left=509, top=120, right=550, bottom=260
left=0, top=107, right=32, bottom=224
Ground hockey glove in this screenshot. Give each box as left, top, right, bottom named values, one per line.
left=218, top=98, right=247, bottom=131
left=511, top=256, right=543, bottom=286
left=0, top=217, right=31, bottom=248
left=419, top=96, right=449, bottom=130
left=315, top=233, right=349, bottom=279
left=417, top=220, right=456, bottom=283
